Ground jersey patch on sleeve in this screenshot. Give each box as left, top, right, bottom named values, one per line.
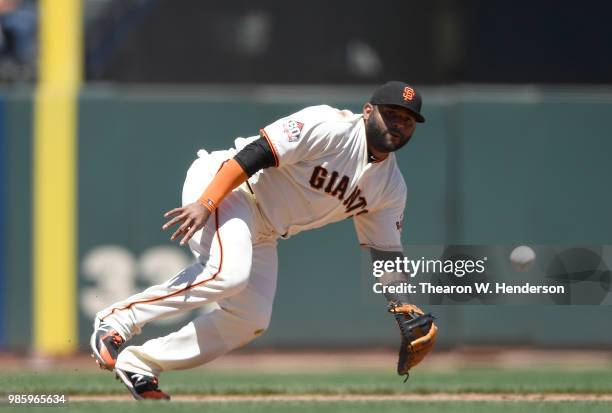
left=395, top=212, right=404, bottom=233
left=283, top=119, right=304, bottom=142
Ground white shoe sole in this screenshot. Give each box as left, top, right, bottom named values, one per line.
left=114, top=368, right=144, bottom=400
left=89, top=319, right=113, bottom=370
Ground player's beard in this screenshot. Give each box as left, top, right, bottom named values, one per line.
left=365, top=117, right=412, bottom=153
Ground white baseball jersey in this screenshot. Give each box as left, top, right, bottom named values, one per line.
left=238, top=104, right=407, bottom=251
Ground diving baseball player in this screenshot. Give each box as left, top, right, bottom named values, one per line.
left=90, top=81, right=438, bottom=400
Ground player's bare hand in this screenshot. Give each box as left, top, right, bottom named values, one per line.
left=162, top=202, right=212, bottom=246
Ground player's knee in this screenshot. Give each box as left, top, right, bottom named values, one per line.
left=245, top=307, right=273, bottom=334
left=235, top=315, right=271, bottom=346
left=213, top=307, right=271, bottom=352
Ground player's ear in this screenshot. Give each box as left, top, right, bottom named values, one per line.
left=363, top=103, right=374, bottom=119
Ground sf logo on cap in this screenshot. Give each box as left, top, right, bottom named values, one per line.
left=402, top=87, right=415, bottom=101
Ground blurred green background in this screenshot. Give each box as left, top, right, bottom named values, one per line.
left=1, top=0, right=612, bottom=355
left=2, top=84, right=611, bottom=350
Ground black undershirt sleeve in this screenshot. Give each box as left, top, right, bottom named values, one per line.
left=233, top=136, right=276, bottom=177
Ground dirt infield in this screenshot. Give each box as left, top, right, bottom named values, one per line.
left=70, top=393, right=612, bottom=402
left=2, top=347, right=611, bottom=372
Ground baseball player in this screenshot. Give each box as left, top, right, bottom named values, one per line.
left=90, top=81, right=438, bottom=400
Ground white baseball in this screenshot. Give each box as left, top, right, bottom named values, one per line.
left=510, top=245, right=536, bottom=272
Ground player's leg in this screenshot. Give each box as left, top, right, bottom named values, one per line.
left=114, top=239, right=278, bottom=377
left=91, top=152, right=255, bottom=369
left=96, top=201, right=254, bottom=334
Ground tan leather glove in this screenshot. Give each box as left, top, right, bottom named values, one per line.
left=388, top=302, right=438, bottom=380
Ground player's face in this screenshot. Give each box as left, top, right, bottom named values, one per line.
left=364, top=104, right=417, bottom=153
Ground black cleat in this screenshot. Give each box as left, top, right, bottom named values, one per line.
left=90, top=320, right=126, bottom=370
left=115, top=368, right=171, bottom=400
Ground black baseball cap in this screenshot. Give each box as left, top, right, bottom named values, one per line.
left=370, top=81, right=425, bottom=123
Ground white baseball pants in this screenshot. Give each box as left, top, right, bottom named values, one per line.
left=96, top=150, right=278, bottom=377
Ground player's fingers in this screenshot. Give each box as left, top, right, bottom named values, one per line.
left=170, top=220, right=189, bottom=240
left=170, top=226, right=186, bottom=241
left=180, top=225, right=200, bottom=246
left=163, top=208, right=183, bottom=219
left=162, top=214, right=186, bottom=231
left=171, top=219, right=193, bottom=240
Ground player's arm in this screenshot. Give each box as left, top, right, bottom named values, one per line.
left=370, top=248, right=413, bottom=303
left=162, top=136, right=275, bottom=245
left=370, top=248, right=438, bottom=379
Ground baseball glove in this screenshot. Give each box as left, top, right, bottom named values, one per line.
left=388, top=302, right=438, bottom=380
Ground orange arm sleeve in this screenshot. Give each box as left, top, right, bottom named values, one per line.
left=197, top=159, right=248, bottom=212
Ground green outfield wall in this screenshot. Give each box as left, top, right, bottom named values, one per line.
left=1, top=87, right=34, bottom=350
left=2, top=85, right=612, bottom=351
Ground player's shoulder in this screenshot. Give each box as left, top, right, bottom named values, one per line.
left=285, top=105, right=362, bottom=145
left=389, top=156, right=408, bottom=193
left=293, top=105, right=360, bottom=124
left=377, top=155, right=408, bottom=206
